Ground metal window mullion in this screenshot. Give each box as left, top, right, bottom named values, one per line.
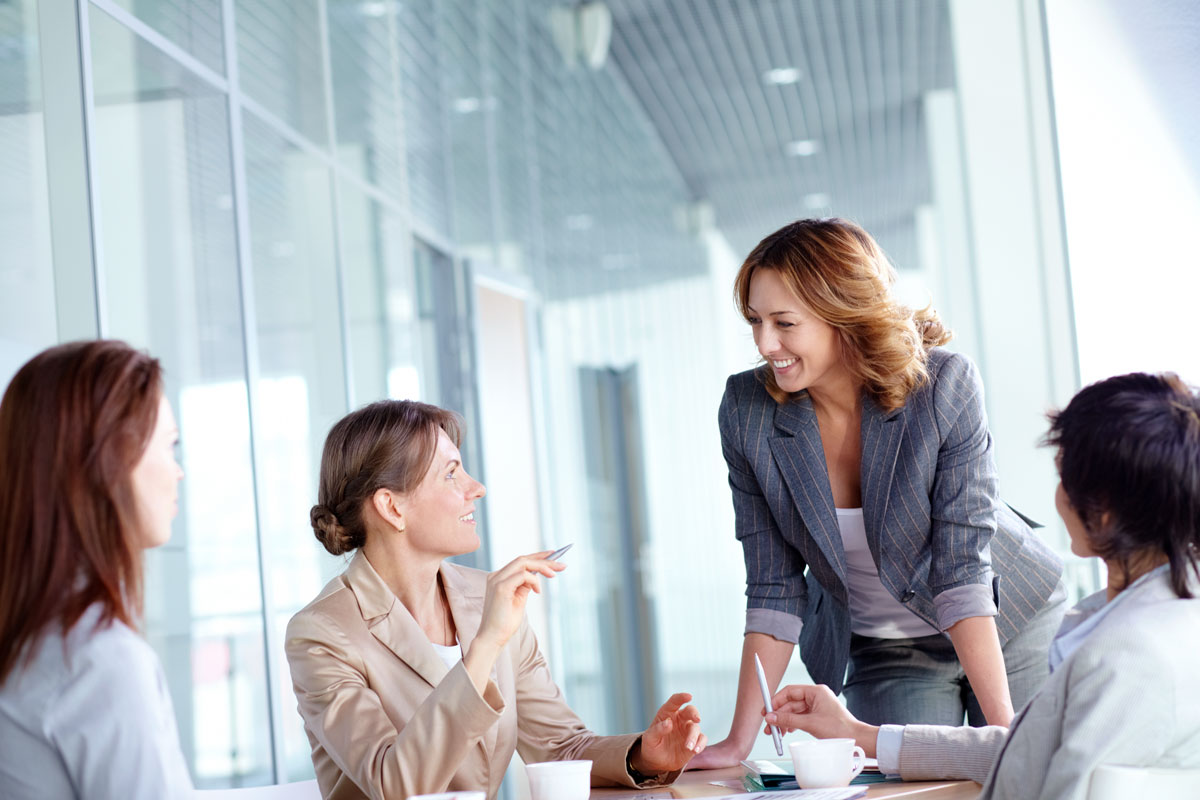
left=315, top=0, right=354, bottom=411
left=39, top=0, right=105, bottom=340
left=219, top=0, right=284, bottom=784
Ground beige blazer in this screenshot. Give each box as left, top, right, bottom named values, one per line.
left=285, top=552, right=676, bottom=800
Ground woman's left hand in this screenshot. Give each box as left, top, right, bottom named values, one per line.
left=631, top=693, right=707, bottom=775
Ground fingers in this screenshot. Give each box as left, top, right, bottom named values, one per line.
left=682, top=720, right=705, bottom=752
left=656, top=692, right=693, bottom=718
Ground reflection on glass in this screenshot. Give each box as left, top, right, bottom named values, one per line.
left=396, top=0, right=451, bottom=239
left=87, top=7, right=271, bottom=787
left=241, top=111, right=348, bottom=780
left=338, top=179, right=424, bottom=408
left=326, top=0, right=405, bottom=197
left=107, top=0, right=226, bottom=76
left=236, top=0, right=330, bottom=147
left=0, top=0, right=57, bottom=386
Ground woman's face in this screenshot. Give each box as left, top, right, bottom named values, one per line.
left=401, top=429, right=486, bottom=558
left=747, top=268, right=849, bottom=396
left=1055, top=481, right=1097, bottom=558
left=130, top=395, right=184, bottom=549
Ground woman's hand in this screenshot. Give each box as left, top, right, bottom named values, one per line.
left=766, top=684, right=880, bottom=758
left=683, top=737, right=745, bottom=770
left=630, top=693, right=707, bottom=775
left=475, top=551, right=565, bottom=650
left=464, top=551, right=564, bottom=693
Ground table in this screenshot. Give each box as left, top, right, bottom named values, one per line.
left=589, top=766, right=981, bottom=799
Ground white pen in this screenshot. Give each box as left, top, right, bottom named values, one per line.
left=547, top=543, right=573, bottom=561
left=755, top=653, right=784, bottom=756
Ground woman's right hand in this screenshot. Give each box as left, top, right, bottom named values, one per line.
left=766, top=684, right=880, bottom=758
left=475, top=551, right=565, bottom=651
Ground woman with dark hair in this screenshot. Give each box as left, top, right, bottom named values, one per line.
left=0, top=341, right=192, bottom=798
left=762, top=371, right=1200, bottom=799
left=693, top=218, right=1064, bottom=767
left=286, top=399, right=705, bottom=800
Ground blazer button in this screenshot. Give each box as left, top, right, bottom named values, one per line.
left=900, top=590, right=916, bottom=603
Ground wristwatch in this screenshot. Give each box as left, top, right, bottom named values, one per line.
left=625, top=737, right=656, bottom=785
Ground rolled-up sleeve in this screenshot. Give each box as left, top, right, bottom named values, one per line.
left=933, top=583, right=997, bottom=631
left=928, top=354, right=997, bottom=606
left=720, top=377, right=807, bottom=641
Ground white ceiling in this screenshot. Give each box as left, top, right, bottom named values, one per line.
left=606, top=0, right=957, bottom=270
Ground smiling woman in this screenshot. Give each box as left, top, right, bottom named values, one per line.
left=284, top=399, right=708, bottom=800
left=690, top=218, right=1066, bottom=770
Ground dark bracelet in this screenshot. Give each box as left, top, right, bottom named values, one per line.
left=626, top=737, right=657, bottom=785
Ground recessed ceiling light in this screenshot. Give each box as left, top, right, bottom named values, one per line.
left=803, top=193, right=831, bottom=210
left=358, top=1, right=390, bottom=18
left=453, top=97, right=481, bottom=114
left=786, top=139, right=820, bottom=157
left=565, top=214, right=594, bottom=231
left=763, top=67, right=802, bottom=85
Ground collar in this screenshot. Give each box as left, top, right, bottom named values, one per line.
left=344, top=551, right=486, bottom=688
left=1048, top=563, right=1172, bottom=673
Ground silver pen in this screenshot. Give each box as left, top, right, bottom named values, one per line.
left=754, top=653, right=784, bottom=756
left=547, top=543, right=573, bottom=561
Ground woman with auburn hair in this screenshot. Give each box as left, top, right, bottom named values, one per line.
left=286, top=399, right=705, bottom=800
left=764, top=372, right=1200, bottom=799
left=0, top=341, right=191, bottom=798
left=691, top=218, right=1065, bottom=769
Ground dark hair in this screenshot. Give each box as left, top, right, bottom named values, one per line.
left=312, top=400, right=464, bottom=555
left=1045, top=372, right=1200, bottom=598
left=0, top=340, right=164, bottom=685
left=733, top=218, right=951, bottom=411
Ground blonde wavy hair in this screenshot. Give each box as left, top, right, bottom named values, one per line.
left=734, top=218, right=951, bottom=412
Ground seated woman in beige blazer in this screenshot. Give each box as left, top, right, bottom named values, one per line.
left=286, top=399, right=706, bottom=800
left=757, top=372, right=1200, bottom=800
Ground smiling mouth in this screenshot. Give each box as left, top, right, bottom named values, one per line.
left=772, top=358, right=797, bottom=369
left=459, top=512, right=475, bottom=523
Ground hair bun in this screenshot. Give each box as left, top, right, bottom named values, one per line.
left=311, top=505, right=354, bottom=555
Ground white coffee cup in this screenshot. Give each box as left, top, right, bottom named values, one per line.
left=788, top=737, right=866, bottom=789
left=524, top=759, right=592, bottom=800
left=407, top=793, right=485, bottom=800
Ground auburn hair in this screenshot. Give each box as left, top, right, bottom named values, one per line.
left=0, top=340, right=164, bottom=685
left=734, top=218, right=951, bottom=411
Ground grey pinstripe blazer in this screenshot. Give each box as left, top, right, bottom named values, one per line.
left=719, top=347, right=1062, bottom=692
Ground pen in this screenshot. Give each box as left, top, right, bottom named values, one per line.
left=755, top=653, right=784, bottom=756
left=547, top=543, right=573, bottom=561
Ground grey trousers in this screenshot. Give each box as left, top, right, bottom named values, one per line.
left=841, top=580, right=1068, bottom=727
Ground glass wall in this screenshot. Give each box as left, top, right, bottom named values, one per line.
left=3, top=0, right=1122, bottom=793
left=4, top=0, right=721, bottom=789
left=0, top=0, right=57, bottom=385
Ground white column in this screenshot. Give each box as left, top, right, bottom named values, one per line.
left=946, top=0, right=1078, bottom=537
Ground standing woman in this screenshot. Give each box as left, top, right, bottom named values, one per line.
left=0, top=341, right=192, bottom=798
left=692, top=218, right=1064, bottom=768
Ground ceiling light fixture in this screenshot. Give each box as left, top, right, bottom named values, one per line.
left=786, top=139, right=820, bottom=157
left=803, top=193, right=831, bottom=210
left=763, top=67, right=802, bottom=85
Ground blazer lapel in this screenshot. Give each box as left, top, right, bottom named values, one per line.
left=345, top=552, right=450, bottom=690
left=440, top=562, right=501, bottom=762
left=769, top=392, right=847, bottom=589
left=859, top=398, right=907, bottom=565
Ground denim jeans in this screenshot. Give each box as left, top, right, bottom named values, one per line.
left=841, top=580, right=1068, bottom=726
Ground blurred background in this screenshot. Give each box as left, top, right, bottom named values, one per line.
left=2, top=0, right=1198, bottom=794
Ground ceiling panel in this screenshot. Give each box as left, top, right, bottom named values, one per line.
left=607, top=0, right=956, bottom=270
